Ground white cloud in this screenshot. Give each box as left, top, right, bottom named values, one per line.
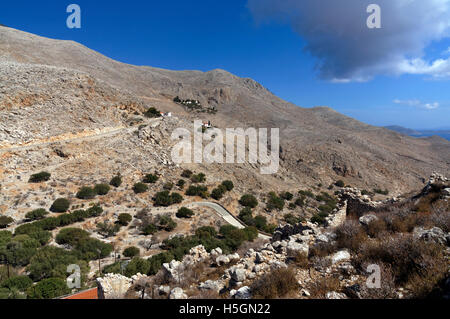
left=248, top=0, right=450, bottom=81
left=394, top=99, right=439, bottom=110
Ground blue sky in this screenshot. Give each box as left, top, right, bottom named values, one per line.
left=1, top=0, right=449, bottom=130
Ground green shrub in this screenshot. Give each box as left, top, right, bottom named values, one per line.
left=153, top=191, right=171, bottom=207
left=28, top=172, right=51, bottom=183
left=163, top=182, right=174, bottom=191
left=143, top=174, right=159, bottom=184
left=295, top=196, right=306, bottom=207
left=25, top=209, right=48, bottom=221
left=195, top=226, right=217, bottom=239
left=0, top=235, right=40, bottom=267
left=124, top=257, right=150, bottom=277
left=0, top=216, right=14, bottom=229
left=177, top=179, right=186, bottom=189
left=0, top=231, right=12, bottom=246
left=110, top=174, right=122, bottom=188
left=76, top=187, right=96, bottom=200
left=0, top=275, right=32, bottom=291
left=239, top=194, right=258, bottom=208
left=74, top=238, right=112, bottom=261
left=55, top=228, right=90, bottom=247
left=221, top=180, right=234, bottom=191
left=374, top=188, right=389, bottom=195
left=191, top=173, right=206, bottom=183
left=133, top=183, right=148, bottom=194
left=27, top=246, right=85, bottom=281
left=170, top=192, right=183, bottom=204
left=27, top=278, right=70, bottom=299
left=298, top=190, right=315, bottom=198
left=211, top=187, right=226, bottom=200
left=94, top=184, right=110, bottom=196
left=335, top=180, right=345, bottom=187
left=144, top=107, right=162, bottom=118
left=123, top=246, right=140, bottom=258
left=176, top=207, right=194, bottom=219
left=311, top=213, right=328, bottom=225
left=118, top=213, right=132, bottom=226
left=142, top=223, right=158, bottom=235
left=280, top=192, right=294, bottom=201
left=284, top=213, right=302, bottom=225
left=181, top=170, right=193, bottom=178
left=49, top=198, right=70, bottom=213
left=239, top=207, right=254, bottom=226
left=266, top=192, right=285, bottom=211
left=158, top=215, right=177, bottom=232
left=185, top=185, right=209, bottom=198
left=96, top=222, right=120, bottom=237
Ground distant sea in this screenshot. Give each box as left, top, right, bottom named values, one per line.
left=384, top=126, right=450, bottom=141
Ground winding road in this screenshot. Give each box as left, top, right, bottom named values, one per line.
left=151, top=201, right=272, bottom=240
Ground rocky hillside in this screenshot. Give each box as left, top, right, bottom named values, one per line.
left=1, top=25, right=449, bottom=193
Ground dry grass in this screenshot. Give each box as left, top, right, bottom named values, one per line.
left=334, top=220, right=367, bottom=252
left=355, top=234, right=447, bottom=298
left=250, top=267, right=299, bottom=299
left=308, top=275, right=341, bottom=299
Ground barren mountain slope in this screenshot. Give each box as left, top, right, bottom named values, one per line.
left=1, top=26, right=449, bottom=193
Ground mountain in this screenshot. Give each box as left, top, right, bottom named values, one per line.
left=385, top=126, right=450, bottom=141
left=1, top=25, right=449, bottom=194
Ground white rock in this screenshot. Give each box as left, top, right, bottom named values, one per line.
left=233, top=286, right=252, bottom=299
left=169, top=287, right=187, bottom=299
left=326, top=291, right=348, bottom=299
left=216, top=255, right=230, bottom=266
left=359, top=214, right=378, bottom=226
left=231, top=268, right=247, bottom=282
left=331, top=250, right=351, bottom=264
left=286, top=241, right=309, bottom=256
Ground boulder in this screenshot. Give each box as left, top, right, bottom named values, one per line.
left=286, top=241, right=309, bottom=256
left=227, top=253, right=240, bottom=261
left=233, top=286, right=252, bottom=299
left=169, top=287, right=187, bottom=299
left=359, top=214, right=378, bottom=226
left=326, top=291, right=348, bottom=299
left=199, top=280, right=224, bottom=293
left=231, top=268, right=247, bottom=282
left=216, top=255, right=230, bottom=266
left=413, top=227, right=448, bottom=246
left=211, top=247, right=223, bottom=256
left=331, top=250, right=351, bottom=264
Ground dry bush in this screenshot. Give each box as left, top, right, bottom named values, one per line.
left=355, top=234, right=447, bottom=295
left=358, top=262, right=397, bottom=299
left=309, top=242, right=337, bottom=258
left=235, top=239, right=266, bottom=257
left=290, top=252, right=310, bottom=269
left=335, top=220, right=367, bottom=252
left=251, top=267, right=299, bottom=299
left=387, top=210, right=428, bottom=233
left=366, top=219, right=388, bottom=238
left=310, top=256, right=332, bottom=272
left=308, top=275, right=341, bottom=299
left=178, top=261, right=208, bottom=288
left=429, top=206, right=450, bottom=232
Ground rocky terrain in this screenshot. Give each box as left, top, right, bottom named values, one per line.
left=0, top=26, right=449, bottom=299
left=1, top=26, right=449, bottom=193
left=97, top=174, right=450, bottom=299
